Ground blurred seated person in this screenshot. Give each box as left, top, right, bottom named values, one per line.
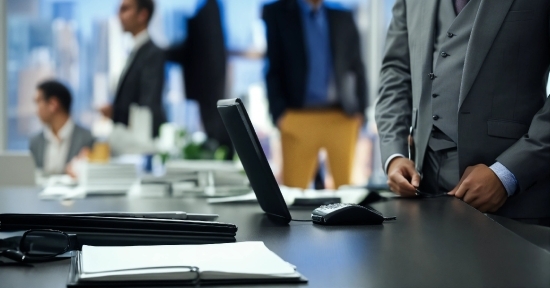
left=29, top=80, right=94, bottom=175
left=100, top=0, right=166, bottom=137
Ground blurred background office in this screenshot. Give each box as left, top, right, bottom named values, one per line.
left=1, top=0, right=398, bottom=188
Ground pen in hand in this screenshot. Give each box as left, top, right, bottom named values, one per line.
left=408, top=126, right=415, bottom=160
left=415, top=189, right=450, bottom=198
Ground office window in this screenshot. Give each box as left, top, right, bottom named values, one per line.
left=6, top=0, right=200, bottom=150
left=5, top=0, right=383, bottom=146
left=5, top=0, right=395, bottom=185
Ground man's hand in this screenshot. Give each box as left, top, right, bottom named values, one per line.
left=387, top=157, right=420, bottom=197
left=448, top=164, right=507, bottom=213
left=65, top=147, right=91, bottom=179
left=99, top=105, right=113, bottom=119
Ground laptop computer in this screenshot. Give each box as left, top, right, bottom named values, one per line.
left=217, top=98, right=293, bottom=223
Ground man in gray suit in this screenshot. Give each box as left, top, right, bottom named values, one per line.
left=376, top=0, right=550, bottom=226
left=100, top=0, right=166, bottom=137
left=30, top=80, right=94, bottom=175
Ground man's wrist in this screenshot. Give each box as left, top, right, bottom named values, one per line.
left=385, top=154, right=406, bottom=174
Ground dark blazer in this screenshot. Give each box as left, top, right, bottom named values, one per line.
left=114, top=39, right=166, bottom=137
left=166, top=0, right=233, bottom=158
left=166, top=0, right=226, bottom=106
left=262, top=0, right=368, bottom=124
left=29, top=124, right=94, bottom=169
left=375, top=0, right=550, bottom=218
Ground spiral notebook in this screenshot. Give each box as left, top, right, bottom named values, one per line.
left=67, top=242, right=307, bottom=287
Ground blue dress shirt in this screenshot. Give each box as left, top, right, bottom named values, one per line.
left=297, top=0, right=333, bottom=107
left=490, top=162, right=518, bottom=197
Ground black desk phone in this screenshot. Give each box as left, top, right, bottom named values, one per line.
left=311, top=203, right=396, bottom=225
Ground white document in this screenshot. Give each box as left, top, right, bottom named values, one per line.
left=39, top=186, right=86, bottom=200
left=79, top=242, right=298, bottom=281
left=207, top=186, right=369, bottom=205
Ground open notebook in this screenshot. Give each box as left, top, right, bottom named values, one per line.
left=67, top=242, right=306, bottom=286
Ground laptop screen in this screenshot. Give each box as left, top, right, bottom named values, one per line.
left=217, top=99, right=292, bottom=223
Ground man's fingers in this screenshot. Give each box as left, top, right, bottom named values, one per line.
left=464, top=192, right=481, bottom=207
left=410, top=171, right=421, bottom=188
left=449, top=178, right=464, bottom=196
left=394, top=175, right=417, bottom=195
left=388, top=173, right=416, bottom=196
left=448, top=185, right=458, bottom=196
left=386, top=158, right=419, bottom=197
left=454, top=182, right=469, bottom=199
left=450, top=166, right=476, bottom=196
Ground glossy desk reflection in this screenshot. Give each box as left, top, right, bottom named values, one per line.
left=0, top=188, right=548, bottom=288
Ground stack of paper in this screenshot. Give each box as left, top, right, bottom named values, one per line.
left=127, top=182, right=168, bottom=198
left=75, top=242, right=303, bottom=283
left=108, top=104, right=157, bottom=155
left=79, top=163, right=137, bottom=194
left=164, top=160, right=249, bottom=197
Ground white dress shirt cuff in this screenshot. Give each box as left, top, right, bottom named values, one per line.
left=384, top=154, right=406, bottom=174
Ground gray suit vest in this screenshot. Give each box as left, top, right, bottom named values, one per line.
left=429, top=0, right=481, bottom=150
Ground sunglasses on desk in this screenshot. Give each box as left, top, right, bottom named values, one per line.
left=0, top=229, right=77, bottom=265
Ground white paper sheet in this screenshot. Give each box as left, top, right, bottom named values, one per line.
left=80, top=242, right=297, bottom=281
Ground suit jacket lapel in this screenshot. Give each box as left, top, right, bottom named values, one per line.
left=459, top=0, right=515, bottom=108
left=115, top=41, right=150, bottom=99
left=283, top=0, right=307, bottom=98
left=284, top=0, right=306, bottom=60
left=326, top=8, right=340, bottom=70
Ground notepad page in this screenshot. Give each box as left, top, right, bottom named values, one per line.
left=80, top=267, right=197, bottom=281
left=80, top=242, right=296, bottom=280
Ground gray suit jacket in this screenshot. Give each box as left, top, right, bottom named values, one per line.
left=375, top=0, right=550, bottom=218
left=29, top=124, right=95, bottom=169
left=113, top=40, right=166, bottom=137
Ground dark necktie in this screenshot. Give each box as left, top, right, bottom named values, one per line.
left=454, top=0, right=469, bottom=14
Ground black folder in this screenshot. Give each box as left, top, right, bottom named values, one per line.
left=0, top=213, right=237, bottom=245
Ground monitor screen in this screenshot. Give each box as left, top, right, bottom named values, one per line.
left=217, top=99, right=291, bottom=223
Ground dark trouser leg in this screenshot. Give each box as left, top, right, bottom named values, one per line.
left=419, top=147, right=460, bottom=194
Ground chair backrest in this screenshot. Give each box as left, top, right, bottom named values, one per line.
left=0, top=152, right=36, bottom=187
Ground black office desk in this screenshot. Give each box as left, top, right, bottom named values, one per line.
left=1, top=188, right=549, bottom=288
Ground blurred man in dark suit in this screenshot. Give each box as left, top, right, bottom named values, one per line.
left=101, top=0, right=166, bottom=137
left=166, top=0, right=232, bottom=159
left=263, top=0, right=368, bottom=189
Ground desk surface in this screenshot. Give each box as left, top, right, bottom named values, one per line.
left=0, top=188, right=549, bottom=288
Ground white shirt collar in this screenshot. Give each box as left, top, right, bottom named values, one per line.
left=44, top=118, right=75, bottom=143
left=133, top=30, right=150, bottom=51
